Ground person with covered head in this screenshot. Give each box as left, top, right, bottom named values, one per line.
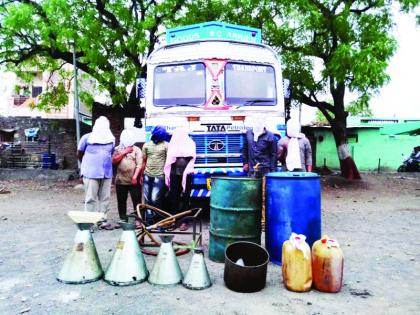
left=278, top=118, right=312, bottom=172
left=77, top=116, right=115, bottom=215
left=242, top=115, right=278, bottom=177
left=112, top=128, right=142, bottom=223
left=140, top=126, right=170, bottom=210
left=164, top=128, right=196, bottom=231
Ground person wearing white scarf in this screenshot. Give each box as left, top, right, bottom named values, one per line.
left=119, top=128, right=137, bottom=148
left=278, top=118, right=313, bottom=172
left=112, top=128, right=142, bottom=223
left=252, top=115, right=266, bottom=142
left=242, top=115, right=278, bottom=177
left=87, top=116, right=115, bottom=145
left=77, top=116, right=115, bottom=220
left=164, top=128, right=196, bottom=231
left=285, top=119, right=303, bottom=171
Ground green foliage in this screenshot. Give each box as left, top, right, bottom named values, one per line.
left=32, top=81, right=68, bottom=112
left=400, top=0, right=420, bottom=11
left=79, top=91, right=94, bottom=111
left=313, top=109, right=329, bottom=125
left=0, top=0, right=190, bottom=111
left=0, top=0, right=417, bottom=121
left=204, top=0, right=417, bottom=141
left=346, top=94, right=373, bottom=117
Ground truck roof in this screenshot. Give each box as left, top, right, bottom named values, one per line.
left=166, top=21, right=262, bottom=44
left=147, top=39, right=280, bottom=66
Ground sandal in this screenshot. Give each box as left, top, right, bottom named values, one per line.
left=135, top=221, right=143, bottom=229
left=99, top=222, right=114, bottom=230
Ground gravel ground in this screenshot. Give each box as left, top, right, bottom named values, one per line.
left=0, top=173, right=419, bottom=315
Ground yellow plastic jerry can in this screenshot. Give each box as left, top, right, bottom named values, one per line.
left=281, top=233, right=312, bottom=292
left=312, top=235, right=344, bottom=293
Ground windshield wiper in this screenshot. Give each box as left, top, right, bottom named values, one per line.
left=163, top=104, right=202, bottom=109
left=241, top=99, right=271, bottom=106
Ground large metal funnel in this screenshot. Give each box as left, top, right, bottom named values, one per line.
left=57, top=223, right=104, bottom=284
left=182, top=248, right=212, bottom=290
left=104, top=221, right=149, bottom=286
left=148, top=235, right=183, bottom=286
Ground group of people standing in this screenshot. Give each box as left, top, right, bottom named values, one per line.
left=77, top=116, right=195, bottom=231
left=78, top=115, right=312, bottom=230
left=243, top=115, right=313, bottom=178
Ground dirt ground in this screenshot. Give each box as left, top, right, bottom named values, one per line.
left=0, top=172, right=419, bottom=315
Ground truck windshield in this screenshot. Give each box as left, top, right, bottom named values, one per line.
left=153, top=63, right=206, bottom=106
left=225, top=63, right=276, bottom=106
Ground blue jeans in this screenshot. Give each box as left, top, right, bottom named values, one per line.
left=143, top=174, right=166, bottom=209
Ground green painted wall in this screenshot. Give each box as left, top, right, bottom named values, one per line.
left=313, top=128, right=419, bottom=171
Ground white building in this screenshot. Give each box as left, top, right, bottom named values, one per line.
left=0, top=67, right=90, bottom=119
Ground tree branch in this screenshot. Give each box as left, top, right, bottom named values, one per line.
left=45, top=61, right=67, bottom=86
left=94, top=0, right=141, bottom=69
left=130, top=0, right=139, bottom=22
left=146, top=0, right=185, bottom=58
left=317, top=103, right=334, bottom=123
left=300, top=92, right=335, bottom=113
left=308, top=0, right=333, bottom=18
left=145, top=0, right=157, bottom=12
left=299, top=91, right=335, bottom=123
left=95, top=0, right=129, bottom=37
left=0, top=0, right=21, bottom=7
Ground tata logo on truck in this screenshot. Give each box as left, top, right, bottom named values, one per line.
left=206, top=125, right=226, bottom=132
left=204, top=124, right=248, bottom=132
left=208, top=140, right=225, bottom=151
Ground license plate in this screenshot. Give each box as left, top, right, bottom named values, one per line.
left=206, top=178, right=212, bottom=190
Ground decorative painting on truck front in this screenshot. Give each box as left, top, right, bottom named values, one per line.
left=203, top=59, right=228, bottom=110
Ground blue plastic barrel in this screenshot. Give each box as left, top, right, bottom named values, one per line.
left=42, top=153, right=51, bottom=169
left=265, top=172, right=321, bottom=265
left=42, top=153, right=56, bottom=169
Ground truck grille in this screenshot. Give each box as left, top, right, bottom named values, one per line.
left=190, top=133, right=244, bottom=165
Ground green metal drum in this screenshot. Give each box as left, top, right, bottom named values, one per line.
left=209, top=177, right=262, bottom=262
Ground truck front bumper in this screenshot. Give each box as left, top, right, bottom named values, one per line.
left=190, top=167, right=246, bottom=197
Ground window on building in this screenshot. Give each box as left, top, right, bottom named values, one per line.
left=0, top=130, right=15, bottom=142
left=32, top=86, right=42, bottom=97
left=347, top=134, right=358, bottom=143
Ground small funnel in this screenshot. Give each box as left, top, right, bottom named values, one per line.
left=148, top=235, right=183, bottom=286
left=182, top=248, right=212, bottom=290
left=104, top=221, right=149, bottom=286
left=57, top=223, right=104, bottom=284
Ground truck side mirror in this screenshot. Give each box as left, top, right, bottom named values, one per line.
left=283, top=79, right=291, bottom=100
left=136, top=78, right=146, bottom=99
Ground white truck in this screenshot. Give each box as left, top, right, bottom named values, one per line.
left=141, top=21, right=286, bottom=197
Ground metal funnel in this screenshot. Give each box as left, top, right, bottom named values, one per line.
left=104, top=222, right=149, bottom=286
left=57, top=224, right=103, bottom=284
left=148, top=235, right=183, bottom=286
left=182, top=248, right=212, bottom=290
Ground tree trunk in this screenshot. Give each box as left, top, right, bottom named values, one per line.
left=330, top=118, right=361, bottom=180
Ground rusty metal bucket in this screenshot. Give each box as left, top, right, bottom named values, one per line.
left=224, top=241, right=269, bottom=293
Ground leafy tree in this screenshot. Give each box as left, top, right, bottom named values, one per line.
left=0, top=0, right=187, bottom=115
left=1, top=0, right=418, bottom=178
left=216, top=0, right=419, bottom=179
left=313, top=109, right=329, bottom=125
